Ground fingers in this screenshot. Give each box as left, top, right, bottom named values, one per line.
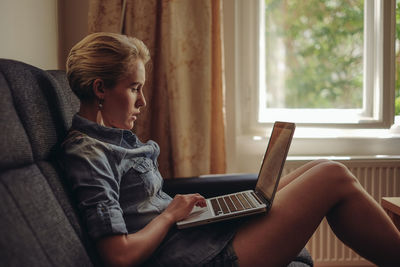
left=191, top=193, right=206, bottom=207
left=175, top=193, right=206, bottom=207
left=164, top=193, right=207, bottom=222
left=194, top=195, right=207, bottom=207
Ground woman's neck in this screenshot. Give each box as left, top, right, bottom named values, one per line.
left=78, top=102, right=98, bottom=124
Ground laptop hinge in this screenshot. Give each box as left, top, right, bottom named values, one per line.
left=255, top=190, right=271, bottom=208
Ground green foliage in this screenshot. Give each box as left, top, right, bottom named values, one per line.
left=264, top=0, right=363, bottom=109
left=396, top=96, right=400, bottom=115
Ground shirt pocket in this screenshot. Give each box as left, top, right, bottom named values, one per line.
left=122, top=157, right=161, bottom=199
left=131, top=157, right=153, bottom=173
left=133, top=157, right=162, bottom=197
left=120, top=167, right=147, bottom=203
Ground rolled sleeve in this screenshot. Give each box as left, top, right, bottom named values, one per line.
left=85, top=202, right=127, bottom=240
left=62, top=134, right=128, bottom=240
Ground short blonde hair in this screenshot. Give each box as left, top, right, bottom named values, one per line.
left=66, top=32, right=150, bottom=102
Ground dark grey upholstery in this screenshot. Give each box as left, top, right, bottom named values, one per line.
left=0, top=59, right=312, bottom=267
left=0, top=59, right=97, bottom=266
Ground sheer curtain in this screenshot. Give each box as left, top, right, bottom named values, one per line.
left=88, top=0, right=226, bottom=178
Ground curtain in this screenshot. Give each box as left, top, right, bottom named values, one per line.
left=88, top=0, right=226, bottom=178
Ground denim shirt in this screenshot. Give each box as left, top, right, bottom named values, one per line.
left=62, top=114, right=239, bottom=266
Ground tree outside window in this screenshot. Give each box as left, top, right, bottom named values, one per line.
left=264, top=0, right=364, bottom=110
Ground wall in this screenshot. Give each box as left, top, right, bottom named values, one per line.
left=0, top=0, right=88, bottom=70
left=0, top=0, right=59, bottom=69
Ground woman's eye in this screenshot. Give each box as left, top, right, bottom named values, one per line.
left=131, top=84, right=142, bottom=93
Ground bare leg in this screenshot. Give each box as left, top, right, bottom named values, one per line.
left=233, top=161, right=400, bottom=266
left=277, top=159, right=329, bottom=191
left=326, top=181, right=400, bottom=265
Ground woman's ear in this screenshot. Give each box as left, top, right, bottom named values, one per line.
left=93, top=78, right=105, bottom=100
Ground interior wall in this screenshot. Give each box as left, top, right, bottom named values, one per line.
left=0, top=0, right=59, bottom=69
left=0, top=0, right=89, bottom=70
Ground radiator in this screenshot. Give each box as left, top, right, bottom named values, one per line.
left=283, top=158, right=400, bottom=267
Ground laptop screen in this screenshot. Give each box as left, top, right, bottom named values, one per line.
left=255, top=122, right=295, bottom=201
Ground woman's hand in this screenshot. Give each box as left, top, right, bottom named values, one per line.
left=162, top=194, right=206, bottom=223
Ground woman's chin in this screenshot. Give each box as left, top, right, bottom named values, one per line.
left=112, top=122, right=134, bottom=130
left=117, top=119, right=135, bottom=130
left=127, top=121, right=135, bottom=130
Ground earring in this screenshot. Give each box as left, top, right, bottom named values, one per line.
left=96, top=99, right=105, bottom=126
left=98, top=99, right=104, bottom=110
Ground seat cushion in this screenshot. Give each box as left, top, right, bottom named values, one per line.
left=288, top=247, right=314, bottom=266
left=0, top=165, right=91, bottom=266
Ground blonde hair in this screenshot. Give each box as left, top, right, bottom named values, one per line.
left=66, top=32, right=150, bottom=102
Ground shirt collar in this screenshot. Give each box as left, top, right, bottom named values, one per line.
left=70, top=114, right=139, bottom=147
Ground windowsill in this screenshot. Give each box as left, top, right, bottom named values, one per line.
left=232, top=125, right=400, bottom=173
left=251, top=116, right=400, bottom=139
left=253, top=127, right=400, bottom=140
left=242, top=133, right=400, bottom=156
left=286, top=155, right=400, bottom=161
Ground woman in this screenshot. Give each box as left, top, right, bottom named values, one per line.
left=62, top=32, right=400, bottom=267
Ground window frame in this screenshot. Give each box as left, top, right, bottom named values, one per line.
left=235, top=0, right=396, bottom=136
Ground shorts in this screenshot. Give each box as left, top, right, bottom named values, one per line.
left=202, top=240, right=239, bottom=267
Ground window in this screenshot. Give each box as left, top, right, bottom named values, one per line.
left=223, top=0, right=400, bottom=172
left=235, top=0, right=396, bottom=132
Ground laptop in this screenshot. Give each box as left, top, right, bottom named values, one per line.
left=176, top=121, right=296, bottom=229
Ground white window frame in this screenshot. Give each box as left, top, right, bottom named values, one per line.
left=237, top=0, right=395, bottom=133
left=223, top=0, right=400, bottom=173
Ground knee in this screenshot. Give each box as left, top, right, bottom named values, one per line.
left=317, top=160, right=359, bottom=186
left=312, top=158, right=332, bottom=166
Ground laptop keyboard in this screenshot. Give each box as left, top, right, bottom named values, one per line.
left=210, top=192, right=257, bottom=215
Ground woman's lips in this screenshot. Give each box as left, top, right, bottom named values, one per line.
left=132, top=113, right=140, bottom=120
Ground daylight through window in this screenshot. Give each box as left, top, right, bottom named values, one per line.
left=242, top=0, right=396, bottom=127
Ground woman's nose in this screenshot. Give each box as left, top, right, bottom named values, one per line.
left=137, top=91, right=146, bottom=108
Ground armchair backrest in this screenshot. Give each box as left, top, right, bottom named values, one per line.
left=0, top=59, right=100, bottom=266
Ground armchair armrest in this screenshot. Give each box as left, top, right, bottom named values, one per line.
left=162, top=173, right=258, bottom=198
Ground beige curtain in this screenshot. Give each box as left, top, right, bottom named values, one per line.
left=88, top=0, right=226, bottom=178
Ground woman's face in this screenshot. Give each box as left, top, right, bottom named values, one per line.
left=101, top=59, right=146, bottom=130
